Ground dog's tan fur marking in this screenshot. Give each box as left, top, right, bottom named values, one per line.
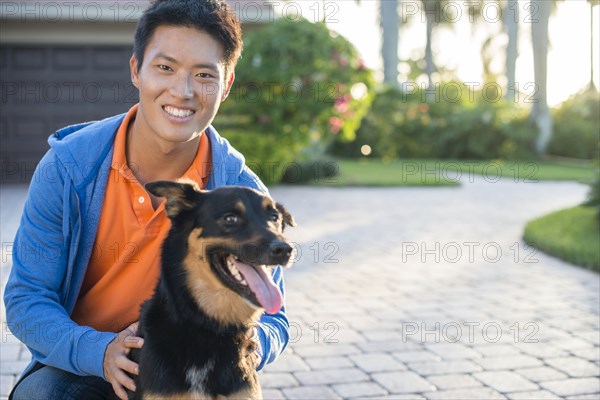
left=183, top=228, right=262, bottom=325
left=144, top=386, right=260, bottom=400
left=218, top=384, right=261, bottom=399
left=261, top=197, right=274, bottom=210
left=176, top=177, right=201, bottom=191
left=144, top=393, right=205, bottom=400
left=234, top=200, right=246, bottom=215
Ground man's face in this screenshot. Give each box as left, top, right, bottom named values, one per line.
left=130, top=25, right=234, bottom=146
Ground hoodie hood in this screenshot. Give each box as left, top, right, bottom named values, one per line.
left=48, top=114, right=123, bottom=190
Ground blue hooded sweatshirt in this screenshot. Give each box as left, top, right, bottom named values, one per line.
left=3, top=111, right=289, bottom=381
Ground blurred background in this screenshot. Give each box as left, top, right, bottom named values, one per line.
left=1, top=1, right=598, bottom=175
left=0, top=0, right=598, bottom=267
left=1, top=2, right=599, bottom=398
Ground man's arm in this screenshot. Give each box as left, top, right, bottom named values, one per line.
left=236, top=165, right=291, bottom=370
left=255, top=266, right=289, bottom=370
left=3, top=150, right=117, bottom=378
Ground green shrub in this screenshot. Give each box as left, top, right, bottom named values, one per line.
left=550, top=89, right=600, bottom=160
left=331, top=83, right=537, bottom=160
left=524, top=206, right=600, bottom=271
left=218, top=129, right=293, bottom=185
left=215, top=18, right=374, bottom=183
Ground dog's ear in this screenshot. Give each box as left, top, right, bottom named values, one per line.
left=145, top=180, right=203, bottom=218
left=276, top=202, right=296, bottom=231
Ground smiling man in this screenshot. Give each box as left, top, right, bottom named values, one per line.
left=3, top=1, right=290, bottom=399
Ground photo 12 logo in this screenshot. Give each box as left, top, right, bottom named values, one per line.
left=401, top=321, right=540, bottom=344
left=0, top=2, right=147, bottom=23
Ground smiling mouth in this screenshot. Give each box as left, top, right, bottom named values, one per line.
left=209, top=252, right=283, bottom=315
left=163, top=105, right=196, bottom=118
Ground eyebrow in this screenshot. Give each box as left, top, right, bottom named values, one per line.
left=155, top=53, right=221, bottom=73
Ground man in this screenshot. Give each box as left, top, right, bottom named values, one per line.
left=4, top=1, right=289, bottom=399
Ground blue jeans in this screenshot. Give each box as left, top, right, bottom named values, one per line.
left=11, top=363, right=112, bottom=400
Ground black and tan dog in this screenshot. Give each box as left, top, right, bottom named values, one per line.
left=127, top=180, right=295, bottom=399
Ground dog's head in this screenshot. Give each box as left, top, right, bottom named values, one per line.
left=146, top=180, right=296, bottom=324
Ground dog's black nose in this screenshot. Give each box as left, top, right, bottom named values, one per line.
left=269, top=241, right=293, bottom=264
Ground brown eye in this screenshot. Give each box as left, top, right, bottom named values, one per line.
left=223, top=214, right=239, bottom=224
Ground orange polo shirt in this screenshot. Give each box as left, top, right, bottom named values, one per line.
left=71, top=104, right=212, bottom=332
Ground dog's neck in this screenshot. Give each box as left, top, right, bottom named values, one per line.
left=158, top=234, right=259, bottom=331
left=158, top=275, right=258, bottom=333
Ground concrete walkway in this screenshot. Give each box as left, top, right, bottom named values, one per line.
left=1, top=177, right=599, bottom=399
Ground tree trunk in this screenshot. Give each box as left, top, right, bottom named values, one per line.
left=424, top=4, right=436, bottom=88
left=589, top=1, right=597, bottom=91
left=381, top=0, right=400, bottom=85
left=530, top=0, right=553, bottom=154
left=504, top=0, right=519, bottom=100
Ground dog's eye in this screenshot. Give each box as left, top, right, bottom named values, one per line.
left=270, top=213, right=280, bottom=223
left=223, top=214, right=239, bottom=224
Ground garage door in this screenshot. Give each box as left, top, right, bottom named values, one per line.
left=1, top=45, right=139, bottom=183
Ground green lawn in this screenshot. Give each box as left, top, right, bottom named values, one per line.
left=305, top=158, right=596, bottom=187
left=321, top=159, right=458, bottom=186
left=523, top=206, right=600, bottom=272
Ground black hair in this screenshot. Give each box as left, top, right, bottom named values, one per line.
left=133, top=0, right=243, bottom=73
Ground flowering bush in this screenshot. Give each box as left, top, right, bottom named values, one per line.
left=215, top=18, right=374, bottom=184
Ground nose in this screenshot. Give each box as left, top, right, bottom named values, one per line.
left=269, top=241, right=293, bottom=265
left=170, top=73, right=193, bottom=99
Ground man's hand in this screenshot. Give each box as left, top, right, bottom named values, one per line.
left=246, top=326, right=262, bottom=369
left=103, top=322, right=144, bottom=400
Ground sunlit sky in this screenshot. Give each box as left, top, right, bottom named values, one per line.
left=276, top=0, right=599, bottom=106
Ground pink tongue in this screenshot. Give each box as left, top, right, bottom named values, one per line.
left=233, top=259, right=283, bottom=314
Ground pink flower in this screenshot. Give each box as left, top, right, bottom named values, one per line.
left=335, top=94, right=351, bottom=113
left=329, top=116, right=344, bottom=134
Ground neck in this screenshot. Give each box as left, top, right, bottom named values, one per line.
left=126, top=117, right=200, bottom=186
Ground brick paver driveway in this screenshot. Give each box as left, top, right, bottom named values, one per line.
left=2, top=176, right=599, bottom=399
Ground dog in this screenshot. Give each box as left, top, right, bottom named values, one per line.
left=125, top=180, right=296, bottom=399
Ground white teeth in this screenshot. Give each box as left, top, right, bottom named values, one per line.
left=163, top=106, right=194, bottom=118
left=226, top=256, right=247, bottom=286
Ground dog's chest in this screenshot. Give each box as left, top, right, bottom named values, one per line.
left=185, top=361, right=214, bottom=393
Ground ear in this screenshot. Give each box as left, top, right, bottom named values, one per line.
left=145, top=180, right=202, bottom=218
left=276, top=202, right=296, bottom=231
left=130, top=54, right=140, bottom=89
left=221, top=70, right=235, bottom=102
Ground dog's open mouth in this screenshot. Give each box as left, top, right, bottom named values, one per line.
left=210, top=253, right=283, bottom=314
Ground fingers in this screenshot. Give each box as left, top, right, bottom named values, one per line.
left=118, top=322, right=139, bottom=340
left=123, top=336, right=144, bottom=349
left=109, top=355, right=137, bottom=400
left=104, top=325, right=143, bottom=400
left=111, top=380, right=129, bottom=400
left=114, top=367, right=137, bottom=392
left=127, top=322, right=140, bottom=336
left=117, top=354, right=140, bottom=376
left=111, top=381, right=129, bottom=400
